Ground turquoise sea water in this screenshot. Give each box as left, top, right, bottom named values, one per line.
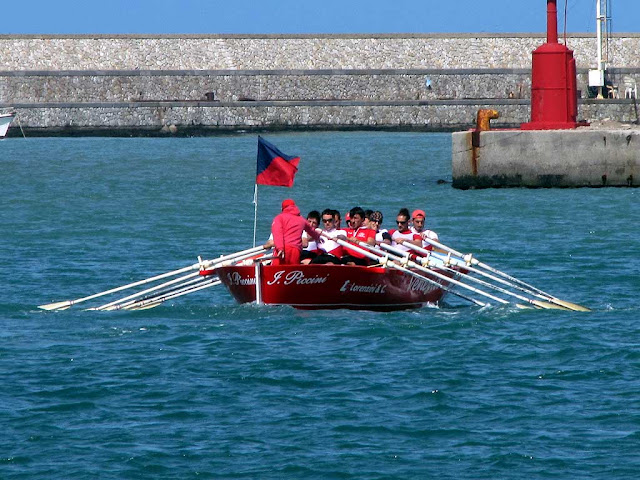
left=1, top=132, right=639, bottom=479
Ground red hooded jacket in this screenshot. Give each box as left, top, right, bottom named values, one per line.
left=271, top=203, right=320, bottom=253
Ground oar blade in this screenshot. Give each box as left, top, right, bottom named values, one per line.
left=531, top=299, right=569, bottom=310
left=515, top=303, right=535, bottom=310
left=550, top=298, right=591, bottom=312
left=124, top=301, right=163, bottom=311
left=418, top=239, right=592, bottom=313
left=38, top=300, right=72, bottom=311
left=37, top=247, right=264, bottom=312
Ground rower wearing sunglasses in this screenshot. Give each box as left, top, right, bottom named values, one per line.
left=368, top=210, right=392, bottom=246
left=390, top=207, right=423, bottom=253
left=311, top=209, right=348, bottom=265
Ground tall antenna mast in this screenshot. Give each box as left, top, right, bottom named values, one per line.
left=596, top=0, right=611, bottom=71
left=590, top=0, right=612, bottom=98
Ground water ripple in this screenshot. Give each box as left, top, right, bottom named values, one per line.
left=2, top=134, right=639, bottom=479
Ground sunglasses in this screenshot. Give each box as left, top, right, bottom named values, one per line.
left=322, top=218, right=334, bottom=223
left=396, top=219, right=408, bottom=224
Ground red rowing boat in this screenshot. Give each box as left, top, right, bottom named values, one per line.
left=216, top=263, right=460, bottom=311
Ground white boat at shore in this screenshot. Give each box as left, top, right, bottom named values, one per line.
left=0, top=111, right=16, bottom=138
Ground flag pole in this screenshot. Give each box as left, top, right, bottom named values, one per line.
left=254, top=135, right=300, bottom=248
left=252, top=183, right=258, bottom=247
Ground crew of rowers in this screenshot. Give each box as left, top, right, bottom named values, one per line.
left=267, top=199, right=439, bottom=266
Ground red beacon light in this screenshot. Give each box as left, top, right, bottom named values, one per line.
left=521, top=0, right=582, bottom=130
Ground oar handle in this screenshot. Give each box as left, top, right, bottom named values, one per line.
left=420, top=237, right=466, bottom=260
left=320, top=232, right=383, bottom=263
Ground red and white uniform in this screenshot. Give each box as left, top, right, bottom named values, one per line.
left=411, top=227, right=439, bottom=250
left=344, top=227, right=376, bottom=259
left=302, top=231, right=321, bottom=253
left=320, top=228, right=347, bottom=258
left=376, top=229, right=391, bottom=244
left=391, top=228, right=421, bottom=253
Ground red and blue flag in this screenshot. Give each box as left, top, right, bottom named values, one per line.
left=256, top=136, right=300, bottom=187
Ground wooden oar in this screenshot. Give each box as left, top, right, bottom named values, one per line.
left=364, top=242, right=517, bottom=307
left=400, top=244, right=567, bottom=310
left=38, top=245, right=266, bottom=311
left=419, top=237, right=590, bottom=312
left=115, top=253, right=275, bottom=311
left=406, top=243, right=539, bottom=294
left=124, top=278, right=222, bottom=311
left=420, top=254, right=565, bottom=310
left=89, top=271, right=203, bottom=311
left=322, top=233, right=487, bottom=307
left=93, top=274, right=213, bottom=311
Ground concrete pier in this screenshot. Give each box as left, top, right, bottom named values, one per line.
left=451, top=124, right=640, bottom=188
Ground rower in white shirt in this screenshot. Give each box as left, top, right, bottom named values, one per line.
left=311, top=208, right=347, bottom=264
left=410, top=209, right=439, bottom=250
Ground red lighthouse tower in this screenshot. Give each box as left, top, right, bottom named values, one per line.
left=521, top=0, right=579, bottom=130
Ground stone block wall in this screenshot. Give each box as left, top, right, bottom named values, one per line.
left=2, top=34, right=640, bottom=70
left=10, top=102, right=531, bottom=132
left=10, top=100, right=639, bottom=135
left=1, top=34, right=639, bottom=133
left=0, top=70, right=533, bottom=103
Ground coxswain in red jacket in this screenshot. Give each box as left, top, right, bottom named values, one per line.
left=270, top=199, right=321, bottom=265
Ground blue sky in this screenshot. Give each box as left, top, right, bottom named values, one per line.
left=2, top=0, right=639, bottom=34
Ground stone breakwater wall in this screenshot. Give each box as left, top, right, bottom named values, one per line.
left=1, top=34, right=640, bottom=134
left=10, top=100, right=639, bottom=135
left=10, top=102, right=532, bottom=134
left=3, top=34, right=640, bottom=70
left=4, top=70, right=639, bottom=104
left=0, top=70, right=533, bottom=103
